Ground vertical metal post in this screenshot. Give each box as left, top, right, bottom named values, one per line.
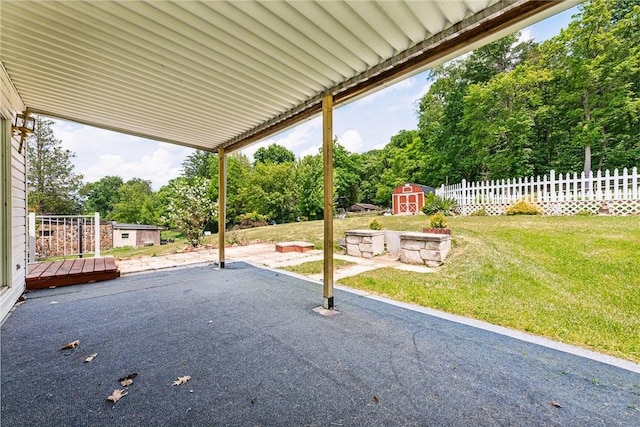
left=218, top=147, right=226, bottom=269
left=94, top=212, right=101, bottom=258
left=28, top=212, right=36, bottom=263
left=322, top=94, right=334, bottom=310
left=78, top=218, right=84, bottom=259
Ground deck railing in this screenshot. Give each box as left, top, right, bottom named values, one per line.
left=28, top=213, right=101, bottom=262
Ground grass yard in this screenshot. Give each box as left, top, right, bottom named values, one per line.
left=281, top=258, right=356, bottom=275
left=102, top=230, right=188, bottom=259
left=209, top=215, right=640, bottom=362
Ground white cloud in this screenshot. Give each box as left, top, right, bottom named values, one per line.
left=83, top=148, right=185, bottom=189
left=51, top=119, right=193, bottom=190
left=518, top=28, right=534, bottom=43
left=241, top=117, right=322, bottom=161
left=299, top=144, right=322, bottom=159
left=337, top=129, right=364, bottom=152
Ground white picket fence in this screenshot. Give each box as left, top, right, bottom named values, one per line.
left=436, top=167, right=640, bottom=216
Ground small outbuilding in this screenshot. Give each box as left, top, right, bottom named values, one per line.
left=347, top=203, right=380, bottom=213
left=112, top=223, right=165, bottom=248
left=392, top=183, right=436, bottom=215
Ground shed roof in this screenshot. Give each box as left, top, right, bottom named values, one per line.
left=111, top=223, right=166, bottom=231
left=0, top=1, right=578, bottom=153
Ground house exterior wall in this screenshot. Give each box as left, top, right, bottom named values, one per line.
left=135, top=230, right=160, bottom=246
left=392, top=184, right=425, bottom=215
left=113, top=229, right=137, bottom=248
left=1, top=63, right=27, bottom=323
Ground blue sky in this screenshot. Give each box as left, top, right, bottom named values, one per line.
left=54, top=6, right=578, bottom=190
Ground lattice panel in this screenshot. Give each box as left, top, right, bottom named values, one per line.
left=460, top=200, right=640, bottom=216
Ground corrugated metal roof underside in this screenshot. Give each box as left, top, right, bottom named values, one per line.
left=0, top=0, right=579, bottom=152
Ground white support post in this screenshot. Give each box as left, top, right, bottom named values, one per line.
left=28, top=212, right=36, bottom=263
left=94, top=212, right=101, bottom=258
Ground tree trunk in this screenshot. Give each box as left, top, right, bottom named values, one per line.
left=582, top=90, right=592, bottom=175
left=584, top=144, right=592, bottom=175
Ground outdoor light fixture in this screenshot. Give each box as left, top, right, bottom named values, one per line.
left=12, top=109, right=35, bottom=153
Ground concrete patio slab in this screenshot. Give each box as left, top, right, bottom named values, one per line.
left=2, top=263, right=639, bottom=426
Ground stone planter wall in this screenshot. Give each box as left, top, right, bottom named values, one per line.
left=384, top=230, right=401, bottom=255
left=345, top=230, right=384, bottom=259
left=399, top=232, right=451, bottom=267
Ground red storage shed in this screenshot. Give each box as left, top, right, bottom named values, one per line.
left=392, top=183, right=436, bottom=215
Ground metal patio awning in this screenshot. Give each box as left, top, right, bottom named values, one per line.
left=0, top=1, right=578, bottom=153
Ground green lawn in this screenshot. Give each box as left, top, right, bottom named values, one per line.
left=281, top=258, right=356, bottom=275
left=207, top=215, right=640, bottom=362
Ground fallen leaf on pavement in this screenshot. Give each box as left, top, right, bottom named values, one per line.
left=172, top=375, right=191, bottom=386
left=118, top=373, right=138, bottom=383
left=107, top=389, right=127, bottom=403
left=120, top=378, right=133, bottom=387
left=85, top=353, right=98, bottom=363
left=373, top=395, right=380, bottom=404
left=550, top=401, right=562, bottom=408
left=61, top=340, right=80, bottom=350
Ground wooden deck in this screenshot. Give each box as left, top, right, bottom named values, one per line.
left=26, top=258, right=120, bottom=290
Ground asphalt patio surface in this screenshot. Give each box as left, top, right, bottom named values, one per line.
left=2, top=248, right=640, bottom=426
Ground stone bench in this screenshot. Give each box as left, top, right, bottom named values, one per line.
left=345, top=230, right=384, bottom=259
left=275, top=241, right=315, bottom=253
left=399, top=232, right=451, bottom=267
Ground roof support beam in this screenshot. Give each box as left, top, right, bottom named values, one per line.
left=322, top=94, right=334, bottom=310
left=218, top=147, right=226, bottom=269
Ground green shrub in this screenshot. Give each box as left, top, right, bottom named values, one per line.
left=505, top=199, right=542, bottom=216
left=422, top=193, right=459, bottom=216
left=428, top=212, right=448, bottom=228
left=369, top=218, right=382, bottom=230
left=470, top=207, right=489, bottom=216
left=233, top=211, right=269, bottom=229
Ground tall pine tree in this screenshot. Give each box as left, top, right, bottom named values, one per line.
left=27, top=118, right=84, bottom=214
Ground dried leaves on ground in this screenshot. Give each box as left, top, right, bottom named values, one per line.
left=172, top=375, right=191, bottom=386
left=61, top=340, right=80, bottom=350
left=118, top=373, right=138, bottom=383
left=84, top=353, right=98, bottom=363
left=107, top=389, right=128, bottom=403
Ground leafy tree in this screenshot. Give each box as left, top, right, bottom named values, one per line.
left=27, top=117, right=84, bottom=214
left=356, top=150, right=385, bottom=204
left=417, top=32, right=536, bottom=185
left=225, top=153, right=252, bottom=226
left=332, top=139, right=361, bottom=208
left=295, top=154, right=324, bottom=220
left=547, top=0, right=640, bottom=173
left=254, top=144, right=295, bottom=164
left=462, top=65, right=552, bottom=179
left=110, top=178, right=155, bottom=224
left=166, top=177, right=217, bottom=247
left=181, top=150, right=215, bottom=179
left=80, top=176, right=124, bottom=218
left=242, top=161, right=297, bottom=223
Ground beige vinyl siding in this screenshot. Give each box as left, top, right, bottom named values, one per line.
left=1, top=63, right=27, bottom=323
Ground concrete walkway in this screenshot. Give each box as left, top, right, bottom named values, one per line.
left=116, top=243, right=434, bottom=281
